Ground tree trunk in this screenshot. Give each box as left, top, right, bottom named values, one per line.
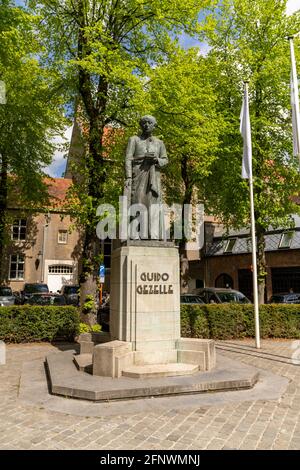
left=179, top=155, right=193, bottom=293
left=78, top=125, right=106, bottom=324
left=0, top=152, right=8, bottom=282
left=79, top=228, right=100, bottom=325
left=256, top=225, right=267, bottom=304
left=179, top=251, right=189, bottom=293
left=76, top=4, right=109, bottom=325
left=77, top=114, right=107, bottom=324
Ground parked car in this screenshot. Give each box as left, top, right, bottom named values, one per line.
left=13, top=291, right=22, bottom=305
left=180, top=294, right=204, bottom=305
left=194, top=287, right=251, bottom=304
left=60, top=285, right=80, bottom=306
left=269, top=293, right=300, bottom=304
left=0, top=286, right=15, bottom=306
left=20, top=283, right=49, bottom=304
left=24, top=293, right=66, bottom=306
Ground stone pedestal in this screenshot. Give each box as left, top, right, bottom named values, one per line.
left=110, top=244, right=180, bottom=354
left=93, top=243, right=216, bottom=378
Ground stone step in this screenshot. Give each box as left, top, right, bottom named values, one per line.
left=73, top=354, right=93, bottom=372
left=122, top=363, right=199, bottom=379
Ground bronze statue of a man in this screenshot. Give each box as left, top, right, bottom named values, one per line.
left=125, top=115, right=168, bottom=239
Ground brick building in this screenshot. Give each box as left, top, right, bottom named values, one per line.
left=188, top=215, right=300, bottom=301
left=3, top=178, right=82, bottom=293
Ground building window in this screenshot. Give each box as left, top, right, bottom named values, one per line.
left=279, top=231, right=294, bottom=249
left=224, top=238, right=236, bottom=253
left=9, top=254, right=25, bottom=280
left=196, top=279, right=204, bottom=289
left=48, top=265, right=73, bottom=274
left=11, top=219, right=27, bottom=241
left=58, top=230, right=68, bottom=244
left=215, top=273, right=234, bottom=289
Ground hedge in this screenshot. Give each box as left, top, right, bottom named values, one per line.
left=180, top=304, right=300, bottom=340
left=1, top=303, right=300, bottom=343
left=0, top=305, right=80, bottom=343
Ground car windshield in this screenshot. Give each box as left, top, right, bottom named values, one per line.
left=270, top=295, right=285, bottom=303
left=64, top=286, right=79, bottom=295
left=181, top=295, right=203, bottom=304
left=217, top=291, right=249, bottom=303
left=25, top=284, right=48, bottom=293
left=29, top=295, right=64, bottom=305
left=0, top=287, right=12, bottom=296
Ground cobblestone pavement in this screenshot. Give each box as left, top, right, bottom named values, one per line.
left=0, top=339, right=300, bottom=450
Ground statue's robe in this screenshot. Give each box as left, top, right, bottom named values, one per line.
left=125, top=135, right=168, bottom=239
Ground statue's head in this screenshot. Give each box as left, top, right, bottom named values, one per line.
left=139, top=115, right=157, bottom=134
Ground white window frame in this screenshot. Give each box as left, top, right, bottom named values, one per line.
left=11, top=219, right=27, bottom=241
left=58, top=230, right=68, bottom=244
left=48, top=265, right=73, bottom=274
left=224, top=238, right=237, bottom=253
left=279, top=231, right=294, bottom=249
left=9, top=254, right=25, bottom=280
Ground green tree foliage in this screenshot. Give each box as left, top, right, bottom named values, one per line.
left=145, top=49, right=224, bottom=290
left=28, top=0, right=216, bottom=321
left=149, top=49, right=222, bottom=200
left=202, top=0, right=300, bottom=302
left=0, top=0, right=65, bottom=280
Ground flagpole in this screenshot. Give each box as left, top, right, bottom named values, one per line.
left=244, top=82, right=261, bottom=349
left=289, top=36, right=300, bottom=164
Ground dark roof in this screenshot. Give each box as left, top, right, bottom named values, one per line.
left=206, top=225, right=300, bottom=256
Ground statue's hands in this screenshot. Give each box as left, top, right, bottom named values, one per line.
left=144, top=153, right=158, bottom=164
left=125, top=177, right=132, bottom=189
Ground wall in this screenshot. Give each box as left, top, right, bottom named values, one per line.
left=189, top=249, right=300, bottom=300
left=6, top=212, right=81, bottom=292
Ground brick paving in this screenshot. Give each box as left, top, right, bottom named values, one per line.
left=0, top=339, right=300, bottom=450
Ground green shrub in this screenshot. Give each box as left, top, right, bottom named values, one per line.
left=79, top=322, right=102, bottom=334
left=0, top=305, right=80, bottom=343
left=205, top=304, right=254, bottom=340
left=180, top=304, right=209, bottom=338
left=180, top=303, right=300, bottom=340
left=82, top=294, right=96, bottom=314
left=259, top=304, right=300, bottom=339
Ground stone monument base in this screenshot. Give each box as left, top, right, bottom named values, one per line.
left=92, top=338, right=216, bottom=378
left=45, top=350, right=259, bottom=402
left=88, top=243, right=217, bottom=379
left=78, top=243, right=216, bottom=379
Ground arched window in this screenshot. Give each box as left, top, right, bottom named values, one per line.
left=215, top=273, right=233, bottom=289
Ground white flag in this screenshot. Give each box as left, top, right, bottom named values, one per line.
left=290, top=37, right=300, bottom=157
left=291, top=74, right=299, bottom=155
left=240, top=84, right=252, bottom=179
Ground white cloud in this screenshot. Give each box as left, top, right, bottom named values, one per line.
left=286, top=0, right=300, bottom=16
left=44, top=125, right=73, bottom=178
